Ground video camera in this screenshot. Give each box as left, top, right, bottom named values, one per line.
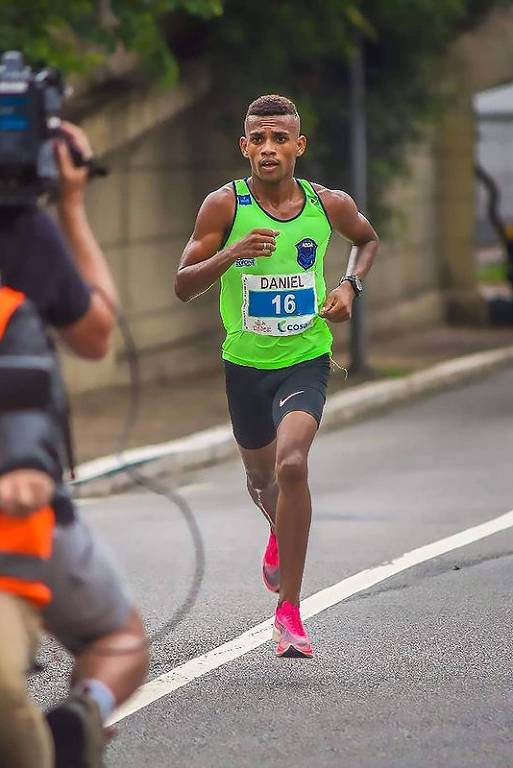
left=0, top=50, right=106, bottom=205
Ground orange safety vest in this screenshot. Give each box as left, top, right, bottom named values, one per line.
left=0, top=286, right=55, bottom=607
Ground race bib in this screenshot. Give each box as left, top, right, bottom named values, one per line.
left=242, top=273, right=317, bottom=336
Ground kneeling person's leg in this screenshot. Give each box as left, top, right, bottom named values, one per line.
left=43, top=517, right=149, bottom=712
left=0, top=592, right=53, bottom=768
left=43, top=517, right=149, bottom=766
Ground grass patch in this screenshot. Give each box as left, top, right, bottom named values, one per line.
left=477, top=262, right=507, bottom=284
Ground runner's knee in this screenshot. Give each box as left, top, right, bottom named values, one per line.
left=276, top=451, right=308, bottom=486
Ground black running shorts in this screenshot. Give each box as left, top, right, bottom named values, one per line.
left=224, top=354, right=331, bottom=450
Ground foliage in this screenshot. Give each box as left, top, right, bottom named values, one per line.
left=193, top=0, right=512, bottom=225
left=362, top=0, right=513, bottom=223
left=1, top=0, right=511, bottom=222
left=0, top=0, right=221, bottom=82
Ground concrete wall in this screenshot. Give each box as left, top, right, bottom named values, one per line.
left=62, top=99, right=245, bottom=390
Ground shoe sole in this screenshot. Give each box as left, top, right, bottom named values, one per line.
left=277, top=645, right=314, bottom=659
left=272, top=626, right=313, bottom=659
left=262, top=550, right=280, bottom=593
left=262, top=568, right=280, bottom=593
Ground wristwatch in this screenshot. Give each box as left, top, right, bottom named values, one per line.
left=339, top=274, right=364, bottom=296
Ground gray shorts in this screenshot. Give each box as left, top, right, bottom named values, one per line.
left=42, top=515, right=132, bottom=653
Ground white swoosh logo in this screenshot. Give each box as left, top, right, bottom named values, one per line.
left=279, top=390, right=305, bottom=408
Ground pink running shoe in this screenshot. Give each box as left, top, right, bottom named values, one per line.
left=273, top=601, right=313, bottom=658
left=262, top=529, right=280, bottom=593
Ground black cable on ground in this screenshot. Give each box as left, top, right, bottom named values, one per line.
left=83, top=289, right=206, bottom=650
left=113, top=305, right=206, bottom=645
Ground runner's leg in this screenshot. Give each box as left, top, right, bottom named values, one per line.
left=225, top=360, right=278, bottom=525
left=238, top=440, right=278, bottom=526
left=274, top=411, right=318, bottom=605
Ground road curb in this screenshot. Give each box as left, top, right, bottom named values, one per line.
left=72, top=344, right=513, bottom=496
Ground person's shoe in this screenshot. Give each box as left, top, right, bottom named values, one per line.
left=46, top=693, right=106, bottom=768
left=273, top=600, right=313, bottom=658
left=262, top=529, right=280, bottom=593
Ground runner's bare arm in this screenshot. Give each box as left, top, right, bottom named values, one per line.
left=316, top=186, right=379, bottom=280
left=175, top=186, right=279, bottom=302
left=315, top=186, right=379, bottom=323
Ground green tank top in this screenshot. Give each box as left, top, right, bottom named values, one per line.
left=220, top=178, right=333, bottom=369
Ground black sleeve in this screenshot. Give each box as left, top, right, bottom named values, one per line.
left=0, top=299, right=76, bottom=524
left=0, top=411, right=62, bottom=481
left=0, top=302, right=66, bottom=482
left=0, top=206, right=92, bottom=328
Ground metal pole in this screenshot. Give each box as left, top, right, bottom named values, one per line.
left=348, top=36, right=369, bottom=375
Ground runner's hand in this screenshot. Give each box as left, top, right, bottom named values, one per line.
left=320, top=284, right=354, bottom=323
left=0, top=470, right=55, bottom=517
left=229, top=229, right=280, bottom=261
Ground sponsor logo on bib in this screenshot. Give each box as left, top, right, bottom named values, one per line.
left=235, top=258, right=256, bottom=268
left=250, top=318, right=273, bottom=334
left=278, top=318, right=312, bottom=334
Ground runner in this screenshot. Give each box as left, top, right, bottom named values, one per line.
left=175, top=94, right=379, bottom=657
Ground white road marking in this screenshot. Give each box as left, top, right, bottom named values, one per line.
left=109, top=508, right=513, bottom=725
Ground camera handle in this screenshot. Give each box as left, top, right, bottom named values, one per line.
left=65, top=138, right=109, bottom=179
left=53, top=128, right=109, bottom=179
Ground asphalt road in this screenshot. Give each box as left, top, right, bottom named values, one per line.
left=29, top=366, right=513, bottom=768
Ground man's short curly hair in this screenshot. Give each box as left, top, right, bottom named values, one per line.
left=245, top=94, right=300, bottom=127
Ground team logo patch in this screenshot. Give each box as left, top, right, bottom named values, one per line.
left=296, top=238, right=318, bottom=270
left=237, top=194, right=252, bottom=206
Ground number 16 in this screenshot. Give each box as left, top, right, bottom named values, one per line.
left=272, top=294, right=296, bottom=315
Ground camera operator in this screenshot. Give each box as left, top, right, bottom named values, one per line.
left=0, top=122, right=116, bottom=358
left=0, top=122, right=149, bottom=768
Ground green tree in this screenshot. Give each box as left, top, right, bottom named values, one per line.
left=363, top=0, right=513, bottom=222
left=192, top=0, right=512, bottom=223
left=1, top=0, right=510, bottom=219
left=0, top=0, right=221, bottom=81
